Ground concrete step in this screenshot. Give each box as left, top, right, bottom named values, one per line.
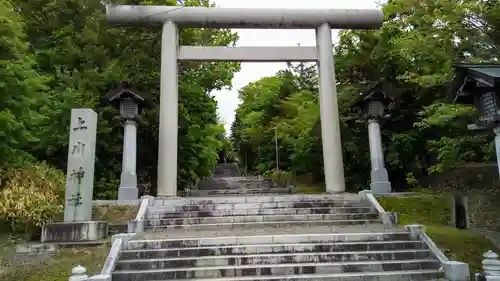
left=202, top=176, right=263, bottom=181
left=150, top=200, right=370, bottom=211
left=195, top=185, right=274, bottom=191
left=145, top=213, right=379, bottom=227
left=148, top=203, right=372, bottom=214
left=125, top=232, right=413, bottom=250
left=197, top=179, right=272, bottom=190
left=199, top=181, right=269, bottom=186
left=145, top=219, right=380, bottom=231
left=187, top=188, right=292, bottom=196
left=197, top=176, right=269, bottom=183
left=113, top=270, right=444, bottom=281
left=212, top=164, right=240, bottom=177
left=145, top=207, right=375, bottom=219
left=120, top=241, right=427, bottom=260
left=193, top=185, right=274, bottom=190
left=111, top=259, right=441, bottom=280
left=195, top=183, right=273, bottom=189
left=137, top=225, right=407, bottom=241
left=115, top=230, right=443, bottom=281
left=151, top=194, right=364, bottom=205
left=115, top=249, right=432, bottom=270
left=206, top=176, right=260, bottom=181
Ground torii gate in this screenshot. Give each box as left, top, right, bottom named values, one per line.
left=106, top=4, right=383, bottom=197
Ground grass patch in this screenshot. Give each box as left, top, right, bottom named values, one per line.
left=0, top=244, right=110, bottom=281
left=92, top=205, right=138, bottom=225
left=426, top=226, right=494, bottom=274
left=378, top=194, right=498, bottom=274
left=0, top=204, right=134, bottom=279
left=294, top=183, right=325, bottom=194
left=377, top=195, right=452, bottom=226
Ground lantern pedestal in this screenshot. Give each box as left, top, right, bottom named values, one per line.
left=118, top=119, right=138, bottom=201
left=370, top=181, right=392, bottom=194
left=118, top=174, right=138, bottom=201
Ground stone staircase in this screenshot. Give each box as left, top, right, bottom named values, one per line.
left=113, top=197, right=444, bottom=280
left=144, top=195, right=380, bottom=232
left=188, top=177, right=293, bottom=197
left=212, top=163, right=241, bottom=177
left=111, top=164, right=445, bottom=281
left=188, top=164, right=293, bottom=196
left=114, top=229, right=441, bottom=281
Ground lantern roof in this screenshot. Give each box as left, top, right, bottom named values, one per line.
left=449, top=63, right=500, bottom=105
left=104, top=81, right=151, bottom=109
left=348, top=80, right=403, bottom=109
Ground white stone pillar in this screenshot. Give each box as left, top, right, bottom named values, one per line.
left=118, top=119, right=138, bottom=200
left=157, top=20, right=178, bottom=197
left=316, top=22, right=346, bottom=193
left=493, top=127, right=500, bottom=180
left=64, top=109, right=97, bottom=222
left=368, top=119, right=391, bottom=194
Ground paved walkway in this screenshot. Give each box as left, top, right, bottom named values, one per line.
left=475, top=229, right=500, bottom=250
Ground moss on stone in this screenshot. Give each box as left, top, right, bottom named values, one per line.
left=92, top=205, right=138, bottom=225
left=379, top=194, right=498, bottom=274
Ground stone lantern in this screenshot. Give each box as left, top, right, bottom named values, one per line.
left=449, top=63, right=500, bottom=178
left=69, top=265, right=88, bottom=281
left=105, top=81, right=148, bottom=201
left=351, top=81, right=401, bottom=194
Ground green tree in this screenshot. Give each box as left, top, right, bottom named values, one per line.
left=231, top=0, right=500, bottom=191
left=0, top=0, right=49, bottom=167
left=6, top=0, right=240, bottom=197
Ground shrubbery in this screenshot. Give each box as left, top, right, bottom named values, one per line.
left=0, top=163, right=65, bottom=237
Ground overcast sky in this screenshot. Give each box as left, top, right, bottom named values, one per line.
left=210, top=0, right=379, bottom=134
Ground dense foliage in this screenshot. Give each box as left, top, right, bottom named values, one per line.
left=2, top=0, right=500, bottom=202
left=0, top=0, right=238, bottom=199
left=231, top=0, right=500, bottom=191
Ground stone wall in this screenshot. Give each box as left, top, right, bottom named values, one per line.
left=421, top=163, right=500, bottom=232
left=92, top=204, right=138, bottom=236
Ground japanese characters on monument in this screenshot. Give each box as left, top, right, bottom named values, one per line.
left=64, top=109, right=97, bottom=222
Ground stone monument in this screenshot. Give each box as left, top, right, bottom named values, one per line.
left=41, top=109, right=108, bottom=243
left=64, top=109, right=97, bottom=221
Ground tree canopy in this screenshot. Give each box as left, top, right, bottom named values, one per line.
left=231, top=0, right=500, bottom=191
left=1, top=0, right=238, bottom=198
left=2, top=0, right=500, bottom=197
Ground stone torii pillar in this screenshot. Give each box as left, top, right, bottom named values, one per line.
left=106, top=4, right=384, bottom=196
